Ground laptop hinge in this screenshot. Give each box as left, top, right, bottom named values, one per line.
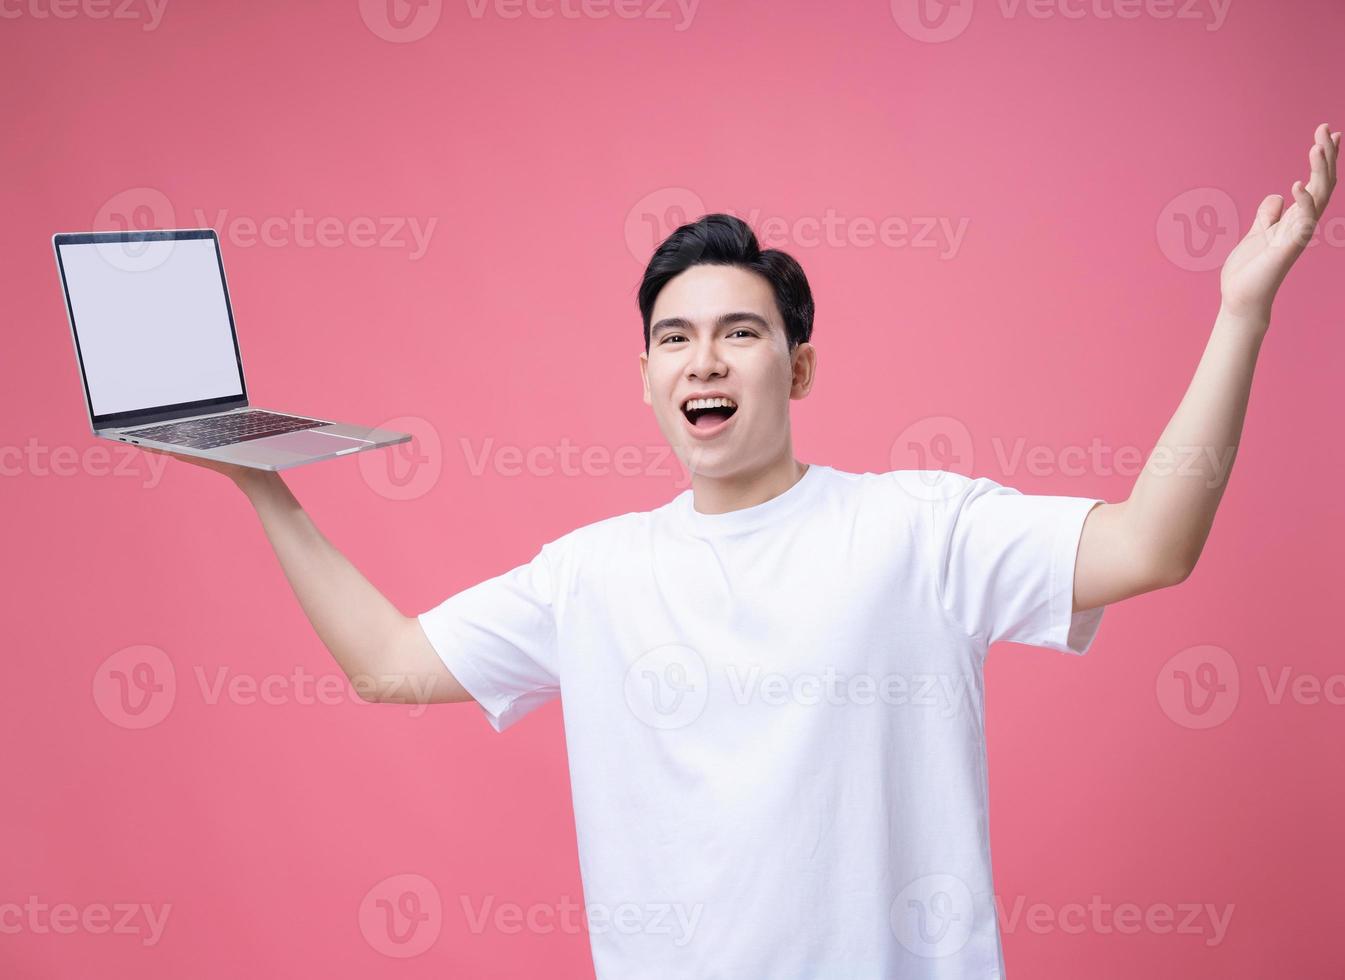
left=99, top=397, right=250, bottom=433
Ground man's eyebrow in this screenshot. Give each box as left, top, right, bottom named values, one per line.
left=650, top=311, right=772, bottom=337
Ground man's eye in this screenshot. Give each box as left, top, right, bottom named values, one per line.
left=659, top=330, right=753, bottom=344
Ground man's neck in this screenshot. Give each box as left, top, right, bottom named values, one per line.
left=689, top=456, right=810, bottom=516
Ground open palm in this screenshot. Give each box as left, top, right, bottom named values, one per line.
left=141, top=445, right=261, bottom=486
left=1221, top=122, right=1339, bottom=320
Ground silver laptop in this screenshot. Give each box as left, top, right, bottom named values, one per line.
left=53, top=228, right=411, bottom=471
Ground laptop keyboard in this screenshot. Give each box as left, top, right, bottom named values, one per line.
left=127, top=410, right=328, bottom=450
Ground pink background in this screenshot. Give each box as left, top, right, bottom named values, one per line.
left=4, top=0, right=1343, bottom=976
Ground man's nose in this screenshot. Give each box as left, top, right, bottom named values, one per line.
left=688, top=341, right=726, bottom=379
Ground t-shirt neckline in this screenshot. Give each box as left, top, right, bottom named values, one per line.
left=673, top=463, right=827, bottom=536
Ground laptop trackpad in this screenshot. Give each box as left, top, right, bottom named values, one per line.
left=259, top=430, right=370, bottom=455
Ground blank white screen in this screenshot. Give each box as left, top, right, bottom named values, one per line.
left=60, top=237, right=245, bottom=418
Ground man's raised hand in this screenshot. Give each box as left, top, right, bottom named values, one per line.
left=1220, top=122, right=1339, bottom=323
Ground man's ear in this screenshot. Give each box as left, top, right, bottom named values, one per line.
left=790, top=343, right=816, bottom=399
left=639, top=351, right=651, bottom=405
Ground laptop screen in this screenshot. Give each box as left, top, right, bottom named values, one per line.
left=56, top=233, right=246, bottom=422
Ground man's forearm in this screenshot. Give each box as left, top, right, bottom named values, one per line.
left=1123, top=305, right=1268, bottom=579
left=235, top=470, right=409, bottom=687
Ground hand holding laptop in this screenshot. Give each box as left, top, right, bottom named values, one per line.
left=53, top=228, right=413, bottom=472
left=139, top=444, right=265, bottom=486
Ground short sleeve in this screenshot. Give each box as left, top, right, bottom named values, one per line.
left=416, top=541, right=562, bottom=733
left=925, top=472, right=1106, bottom=655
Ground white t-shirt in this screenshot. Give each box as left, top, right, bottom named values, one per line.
left=418, top=464, right=1106, bottom=978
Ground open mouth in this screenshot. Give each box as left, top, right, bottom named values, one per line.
left=681, top=396, right=739, bottom=431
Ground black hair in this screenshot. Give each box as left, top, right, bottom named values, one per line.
left=637, top=213, right=814, bottom=354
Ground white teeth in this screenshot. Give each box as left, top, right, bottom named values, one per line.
left=684, top=397, right=737, bottom=411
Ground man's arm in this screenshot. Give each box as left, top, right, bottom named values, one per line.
left=1072, top=307, right=1263, bottom=609
left=147, top=453, right=471, bottom=706
left=1073, top=123, right=1339, bottom=612
left=237, top=470, right=470, bottom=705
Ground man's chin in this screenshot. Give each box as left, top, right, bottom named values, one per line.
left=673, top=443, right=766, bottom=487
left=673, top=441, right=728, bottom=471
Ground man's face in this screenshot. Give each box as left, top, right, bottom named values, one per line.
left=639, top=263, right=814, bottom=479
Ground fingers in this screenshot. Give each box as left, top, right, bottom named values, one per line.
left=1304, top=122, right=1336, bottom=213
left=1291, top=179, right=1314, bottom=211
left=1305, top=138, right=1329, bottom=209
left=1273, top=123, right=1338, bottom=251
left=1251, top=193, right=1285, bottom=232
left=1275, top=179, right=1318, bottom=250
left=1327, top=129, right=1340, bottom=194
left=1321, top=124, right=1339, bottom=185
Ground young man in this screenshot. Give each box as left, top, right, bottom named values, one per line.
left=153, top=124, right=1338, bottom=977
